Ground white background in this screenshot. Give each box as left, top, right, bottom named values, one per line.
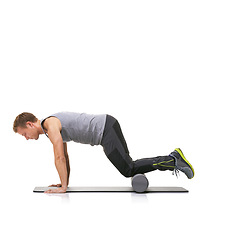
left=1, top=1, right=240, bottom=239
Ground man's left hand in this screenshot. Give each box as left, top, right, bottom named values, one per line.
left=44, top=187, right=67, bottom=194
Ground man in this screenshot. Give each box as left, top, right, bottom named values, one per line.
left=13, top=112, right=194, bottom=193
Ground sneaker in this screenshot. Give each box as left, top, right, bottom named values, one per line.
left=170, top=148, right=194, bottom=179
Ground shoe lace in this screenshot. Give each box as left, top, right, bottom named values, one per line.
left=172, top=168, right=180, bottom=178
left=170, top=153, right=181, bottom=178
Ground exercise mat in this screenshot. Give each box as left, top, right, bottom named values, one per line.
left=33, top=186, right=188, bottom=193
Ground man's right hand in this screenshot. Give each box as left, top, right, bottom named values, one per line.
left=48, top=184, right=62, bottom=187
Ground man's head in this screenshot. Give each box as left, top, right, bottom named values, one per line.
left=13, top=112, right=41, bottom=140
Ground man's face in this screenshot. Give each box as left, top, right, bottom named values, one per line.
left=17, top=122, right=40, bottom=140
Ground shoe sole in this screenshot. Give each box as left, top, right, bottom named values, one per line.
left=175, top=148, right=195, bottom=178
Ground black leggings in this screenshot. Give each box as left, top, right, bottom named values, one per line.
left=101, top=115, right=174, bottom=177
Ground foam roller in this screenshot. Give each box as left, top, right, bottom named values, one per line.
left=131, top=174, right=149, bottom=193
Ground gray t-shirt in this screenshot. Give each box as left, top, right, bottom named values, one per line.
left=41, top=112, right=107, bottom=146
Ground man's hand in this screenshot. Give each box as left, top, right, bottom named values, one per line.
left=44, top=187, right=67, bottom=194
left=48, top=184, right=62, bottom=187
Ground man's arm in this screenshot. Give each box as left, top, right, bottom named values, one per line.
left=44, top=118, right=68, bottom=193
left=48, top=143, right=70, bottom=188
left=63, top=142, right=70, bottom=185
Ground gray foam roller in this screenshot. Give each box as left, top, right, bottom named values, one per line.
left=131, top=174, right=149, bottom=193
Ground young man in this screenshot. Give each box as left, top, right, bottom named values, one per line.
left=13, top=112, right=194, bottom=193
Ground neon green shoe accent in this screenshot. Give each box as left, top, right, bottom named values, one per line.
left=175, top=148, right=195, bottom=178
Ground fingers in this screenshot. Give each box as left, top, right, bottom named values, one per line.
left=48, top=184, right=62, bottom=187
left=45, top=184, right=64, bottom=193
left=44, top=189, right=52, bottom=193
left=45, top=189, right=56, bottom=193
left=44, top=187, right=66, bottom=194
left=48, top=184, right=57, bottom=187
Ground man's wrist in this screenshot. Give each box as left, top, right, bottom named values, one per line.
left=62, top=185, right=68, bottom=190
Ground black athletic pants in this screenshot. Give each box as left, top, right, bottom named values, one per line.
left=101, top=115, right=174, bottom=177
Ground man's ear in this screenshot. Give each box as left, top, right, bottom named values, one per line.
left=26, top=121, right=34, bottom=128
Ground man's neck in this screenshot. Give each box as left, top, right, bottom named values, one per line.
left=36, top=120, right=45, bottom=135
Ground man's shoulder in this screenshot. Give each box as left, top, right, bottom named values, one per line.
left=43, top=116, right=62, bottom=131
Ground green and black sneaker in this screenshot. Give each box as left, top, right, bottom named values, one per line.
left=170, top=148, right=195, bottom=179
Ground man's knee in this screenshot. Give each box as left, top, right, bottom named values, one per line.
left=107, top=149, right=134, bottom=178
left=121, top=169, right=133, bottom=178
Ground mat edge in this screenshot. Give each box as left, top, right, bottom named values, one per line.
left=33, top=186, right=188, bottom=193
